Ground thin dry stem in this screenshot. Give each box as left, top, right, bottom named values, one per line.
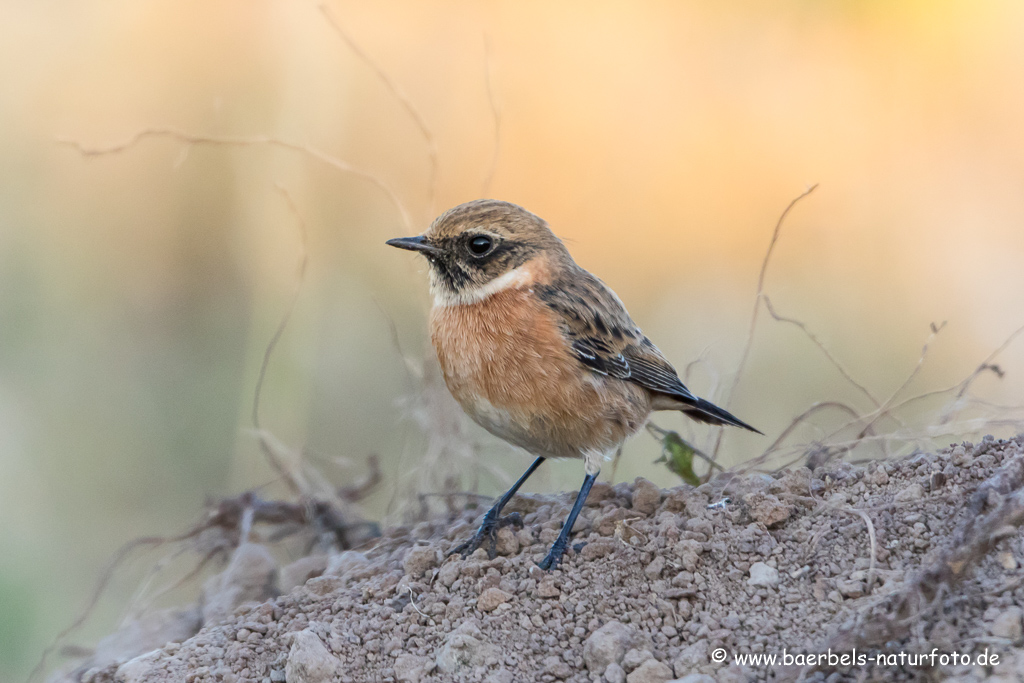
left=859, top=322, right=945, bottom=434
left=736, top=401, right=864, bottom=473
left=29, top=533, right=194, bottom=683
left=759, top=418, right=1024, bottom=472
left=250, top=186, right=310, bottom=497
left=481, top=35, right=502, bottom=197
left=762, top=295, right=882, bottom=410
left=128, top=547, right=223, bottom=623
left=248, top=428, right=315, bottom=498
left=682, top=350, right=718, bottom=395
left=820, top=322, right=946, bottom=446
left=339, top=454, right=383, bottom=502
left=319, top=4, right=438, bottom=219
left=712, top=183, right=818, bottom=461
left=939, top=321, right=1024, bottom=424
left=57, top=127, right=414, bottom=232
left=399, top=584, right=430, bottom=620
left=121, top=541, right=194, bottom=624
left=840, top=506, right=878, bottom=593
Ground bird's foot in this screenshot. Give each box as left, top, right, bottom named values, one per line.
left=449, top=511, right=523, bottom=560
left=537, top=537, right=570, bottom=571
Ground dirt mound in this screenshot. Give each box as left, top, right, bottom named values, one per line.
left=60, top=436, right=1024, bottom=683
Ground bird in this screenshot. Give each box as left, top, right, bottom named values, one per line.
left=387, top=199, right=760, bottom=569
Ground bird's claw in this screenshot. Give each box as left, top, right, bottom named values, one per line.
left=540, top=544, right=565, bottom=573
left=537, top=537, right=569, bottom=570
left=536, top=539, right=587, bottom=571
left=449, top=511, right=524, bottom=559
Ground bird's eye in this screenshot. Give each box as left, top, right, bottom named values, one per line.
left=468, top=235, right=493, bottom=256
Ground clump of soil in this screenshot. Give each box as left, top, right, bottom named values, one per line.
left=57, top=436, right=1024, bottom=683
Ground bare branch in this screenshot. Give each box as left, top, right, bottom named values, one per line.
left=763, top=295, right=881, bottom=409
left=735, top=401, right=865, bottom=472
left=29, top=532, right=196, bottom=683
left=481, top=35, right=502, bottom=197
left=824, top=322, right=946, bottom=443
left=712, top=184, right=818, bottom=461
left=250, top=186, right=310, bottom=497
left=939, top=321, right=1024, bottom=424
left=320, top=4, right=438, bottom=218
left=57, top=127, right=414, bottom=232
left=731, top=184, right=820, bottom=396
left=338, top=454, right=382, bottom=502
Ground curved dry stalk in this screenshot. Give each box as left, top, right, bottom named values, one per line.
left=840, top=506, right=878, bottom=593
left=28, top=532, right=198, bottom=683
left=682, top=352, right=715, bottom=386
left=712, top=183, right=818, bottom=461
left=955, top=322, right=1024, bottom=398
left=319, top=3, right=439, bottom=219
left=736, top=401, right=864, bottom=472
left=858, top=322, right=945, bottom=435
left=127, top=546, right=224, bottom=623
left=762, top=295, right=882, bottom=410
left=939, top=321, right=1024, bottom=424
left=57, top=127, right=414, bottom=232
left=864, top=363, right=1011, bottom=428
left=121, top=541, right=194, bottom=624
left=338, top=454, right=382, bottom=502
left=249, top=186, right=310, bottom=497
left=682, top=350, right=721, bottom=419
left=802, top=418, right=1024, bottom=453
left=960, top=396, right=1024, bottom=413
left=727, top=184, right=819, bottom=398
left=803, top=322, right=946, bottom=451
left=481, top=35, right=502, bottom=197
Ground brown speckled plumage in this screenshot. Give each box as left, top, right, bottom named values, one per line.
left=387, top=199, right=760, bottom=568
left=430, top=254, right=651, bottom=462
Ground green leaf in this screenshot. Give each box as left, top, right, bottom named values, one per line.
left=655, top=429, right=702, bottom=486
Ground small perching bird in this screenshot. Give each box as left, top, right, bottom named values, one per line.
left=388, top=199, right=760, bottom=569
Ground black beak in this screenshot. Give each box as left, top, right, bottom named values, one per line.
left=386, top=235, right=443, bottom=256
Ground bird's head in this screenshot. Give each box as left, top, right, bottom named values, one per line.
left=387, top=199, right=571, bottom=305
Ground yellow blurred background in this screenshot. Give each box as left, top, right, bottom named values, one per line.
left=3, top=0, right=1024, bottom=678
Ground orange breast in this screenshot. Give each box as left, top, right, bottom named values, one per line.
left=429, top=287, right=650, bottom=459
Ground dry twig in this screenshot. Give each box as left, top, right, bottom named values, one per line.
left=320, top=3, right=439, bottom=219
left=57, top=127, right=414, bottom=232
left=251, top=186, right=310, bottom=496
left=762, top=295, right=882, bottom=410
left=712, top=184, right=818, bottom=461
left=481, top=35, right=502, bottom=197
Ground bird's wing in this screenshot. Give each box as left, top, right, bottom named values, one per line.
left=535, top=269, right=762, bottom=433
left=533, top=269, right=697, bottom=402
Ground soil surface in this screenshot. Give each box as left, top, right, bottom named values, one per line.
left=56, top=436, right=1024, bottom=683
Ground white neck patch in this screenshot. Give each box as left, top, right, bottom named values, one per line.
left=432, top=263, right=534, bottom=307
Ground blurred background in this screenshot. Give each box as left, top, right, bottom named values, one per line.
left=3, top=0, right=1024, bottom=678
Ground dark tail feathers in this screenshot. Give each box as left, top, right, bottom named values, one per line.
left=681, top=397, right=763, bottom=435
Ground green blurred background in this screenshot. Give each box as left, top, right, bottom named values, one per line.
left=3, top=0, right=1024, bottom=678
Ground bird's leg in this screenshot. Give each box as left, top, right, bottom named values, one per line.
left=450, top=456, right=545, bottom=559
left=537, top=469, right=598, bottom=570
